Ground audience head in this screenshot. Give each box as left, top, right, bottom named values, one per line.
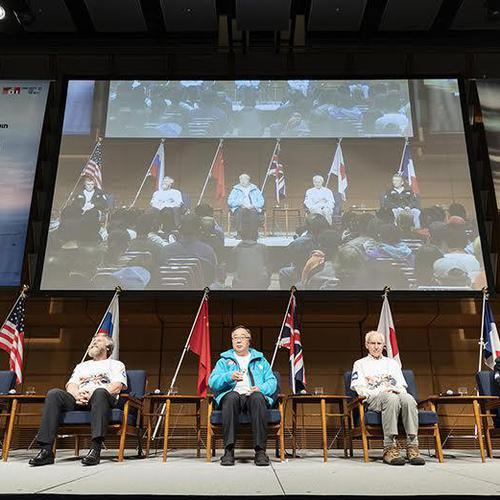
left=448, top=203, right=467, bottom=220
left=395, top=210, right=415, bottom=233
left=442, top=225, right=468, bottom=252
left=305, top=213, right=330, bottom=237
left=194, top=203, right=214, bottom=218
left=414, top=244, right=443, bottom=284
left=318, top=229, right=340, bottom=260
left=378, top=223, right=401, bottom=245
left=179, top=214, right=202, bottom=238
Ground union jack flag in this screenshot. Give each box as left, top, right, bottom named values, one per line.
left=0, top=292, right=26, bottom=384
left=279, top=294, right=306, bottom=394
left=81, top=140, right=103, bottom=190
left=268, top=150, right=286, bottom=205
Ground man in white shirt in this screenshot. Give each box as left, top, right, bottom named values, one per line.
left=350, top=330, right=424, bottom=466
left=150, top=176, right=183, bottom=228
left=304, top=175, right=335, bottom=224
left=29, top=333, right=127, bottom=467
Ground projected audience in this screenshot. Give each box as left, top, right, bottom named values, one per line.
left=382, top=174, right=421, bottom=228
left=304, top=175, right=335, bottom=225
left=228, top=174, right=265, bottom=237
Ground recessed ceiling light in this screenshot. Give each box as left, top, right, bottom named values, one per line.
left=0, top=6, right=6, bottom=21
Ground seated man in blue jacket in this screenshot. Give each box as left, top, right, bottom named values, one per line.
left=208, top=326, right=277, bottom=466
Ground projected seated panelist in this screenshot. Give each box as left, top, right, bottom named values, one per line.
left=66, top=176, right=108, bottom=220
left=150, top=176, right=184, bottom=229
left=381, top=174, right=420, bottom=229
left=227, top=174, right=265, bottom=236
left=303, top=175, right=335, bottom=225
left=28, top=334, right=127, bottom=467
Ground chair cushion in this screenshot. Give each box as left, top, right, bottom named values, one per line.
left=210, top=409, right=281, bottom=425
left=364, top=410, right=438, bottom=426
left=60, top=409, right=136, bottom=426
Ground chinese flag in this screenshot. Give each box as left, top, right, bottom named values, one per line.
left=188, top=297, right=211, bottom=397
left=211, top=146, right=225, bottom=205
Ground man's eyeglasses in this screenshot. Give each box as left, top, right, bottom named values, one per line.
left=232, top=336, right=250, bottom=341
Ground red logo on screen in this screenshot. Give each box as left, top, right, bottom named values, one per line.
left=2, top=87, right=21, bottom=95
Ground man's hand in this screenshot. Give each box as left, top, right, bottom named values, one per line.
left=231, top=371, right=245, bottom=382
left=76, top=390, right=91, bottom=405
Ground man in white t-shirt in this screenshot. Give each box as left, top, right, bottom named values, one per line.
left=29, top=333, right=127, bottom=467
left=304, top=175, right=335, bottom=224
left=350, top=330, right=425, bottom=466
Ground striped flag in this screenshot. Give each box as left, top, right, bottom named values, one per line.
left=483, top=300, right=500, bottom=370
left=328, top=141, right=347, bottom=200
left=81, top=140, right=103, bottom=190
left=398, top=139, right=420, bottom=195
left=211, top=144, right=225, bottom=204
left=377, top=295, right=401, bottom=367
left=0, top=292, right=26, bottom=383
left=147, top=141, right=165, bottom=191
left=279, top=294, right=306, bottom=394
left=268, top=151, right=286, bottom=205
left=89, top=292, right=120, bottom=360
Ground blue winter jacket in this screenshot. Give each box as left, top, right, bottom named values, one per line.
left=208, top=348, right=277, bottom=407
left=227, top=184, right=265, bottom=213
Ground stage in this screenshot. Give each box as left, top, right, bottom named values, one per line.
left=2, top=449, right=500, bottom=497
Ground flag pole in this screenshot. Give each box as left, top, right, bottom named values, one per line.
left=60, top=138, right=102, bottom=213
left=197, top=139, right=223, bottom=206
left=325, top=137, right=342, bottom=189
left=129, top=139, right=165, bottom=209
left=397, top=137, right=409, bottom=174
left=260, top=139, right=280, bottom=193
left=2, top=284, right=29, bottom=327
left=80, top=287, right=121, bottom=363
left=478, top=287, right=488, bottom=372
left=151, top=288, right=210, bottom=440
left=270, top=287, right=296, bottom=369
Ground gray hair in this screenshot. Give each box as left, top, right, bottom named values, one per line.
left=313, top=175, right=324, bottom=183
left=365, top=330, right=384, bottom=344
left=239, top=173, right=250, bottom=182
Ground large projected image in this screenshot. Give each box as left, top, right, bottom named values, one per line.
left=41, top=79, right=486, bottom=291
left=0, top=81, right=49, bottom=286
left=105, top=80, right=413, bottom=139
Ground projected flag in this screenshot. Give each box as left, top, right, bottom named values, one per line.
left=483, top=300, right=500, bottom=370
left=329, top=141, right=347, bottom=200
left=268, top=149, right=286, bottom=205
left=81, top=140, right=103, bottom=190
left=377, top=295, right=401, bottom=367
left=398, top=139, right=420, bottom=195
left=0, top=292, right=26, bottom=383
left=148, top=141, right=165, bottom=191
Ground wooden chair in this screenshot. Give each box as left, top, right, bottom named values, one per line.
left=344, top=370, right=444, bottom=463
left=206, top=371, right=285, bottom=462
left=476, top=370, right=500, bottom=458
left=55, top=370, right=147, bottom=462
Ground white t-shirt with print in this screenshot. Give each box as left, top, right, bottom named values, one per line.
left=350, top=355, right=407, bottom=400
left=234, top=353, right=251, bottom=395
left=67, top=359, right=127, bottom=397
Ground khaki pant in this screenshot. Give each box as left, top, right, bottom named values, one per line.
left=367, top=392, right=419, bottom=447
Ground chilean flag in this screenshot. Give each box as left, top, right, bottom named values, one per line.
left=377, top=295, right=401, bottom=367
left=483, top=300, right=500, bottom=370
left=96, top=293, right=120, bottom=360
left=398, top=140, right=420, bottom=195
left=329, top=141, right=347, bottom=200
left=148, top=141, right=165, bottom=191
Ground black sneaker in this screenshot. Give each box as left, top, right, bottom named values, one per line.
left=29, top=449, right=55, bottom=466
left=220, top=448, right=235, bottom=466
left=81, top=448, right=101, bottom=466
left=254, top=449, right=270, bottom=466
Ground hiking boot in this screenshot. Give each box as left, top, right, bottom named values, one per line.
left=254, top=448, right=270, bottom=466
left=406, top=444, right=425, bottom=465
left=383, top=445, right=406, bottom=466
left=220, top=448, right=235, bottom=466
left=81, top=447, right=101, bottom=466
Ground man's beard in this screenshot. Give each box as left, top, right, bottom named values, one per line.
left=88, top=345, right=105, bottom=359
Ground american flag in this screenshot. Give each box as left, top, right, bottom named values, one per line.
left=81, top=140, right=103, bottom=190
left=268, top=152, right=286, bottom=205
left=398, top=139, right=420, bottom=195
left=278, top=294, right=306, bottom=394
left=0, top=293, right=26, bottom=384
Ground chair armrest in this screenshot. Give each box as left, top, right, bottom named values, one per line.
left=120, top=394, right=144, bottom=410
left=347, top=396, right=366, bottom=413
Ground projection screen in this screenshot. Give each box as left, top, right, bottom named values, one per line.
left=40, top=79, right=486, bottom=291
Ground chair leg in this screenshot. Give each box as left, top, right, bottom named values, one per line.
left=434, top=424, right=444, bottom=464
left=206, top=401, right=213, bottom=463
left=52, top=438, right=57, bottom=458
left=279, top=400, right=285, bottom=462
left=483, top=414, right=493, bottom=459
left=74, top=435, right=80, bottom=457
left=2, top=399, right=17, bottom=462
left=136, top=427, right=143, bottom=458
left=146, top=420, right=151, bottom=458
left=118, top=402, right=130, bottom=462
left=359, top=406, right=369, bottom=463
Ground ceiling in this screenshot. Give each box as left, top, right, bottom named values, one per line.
left=1, top=0, right=500, bottom=48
